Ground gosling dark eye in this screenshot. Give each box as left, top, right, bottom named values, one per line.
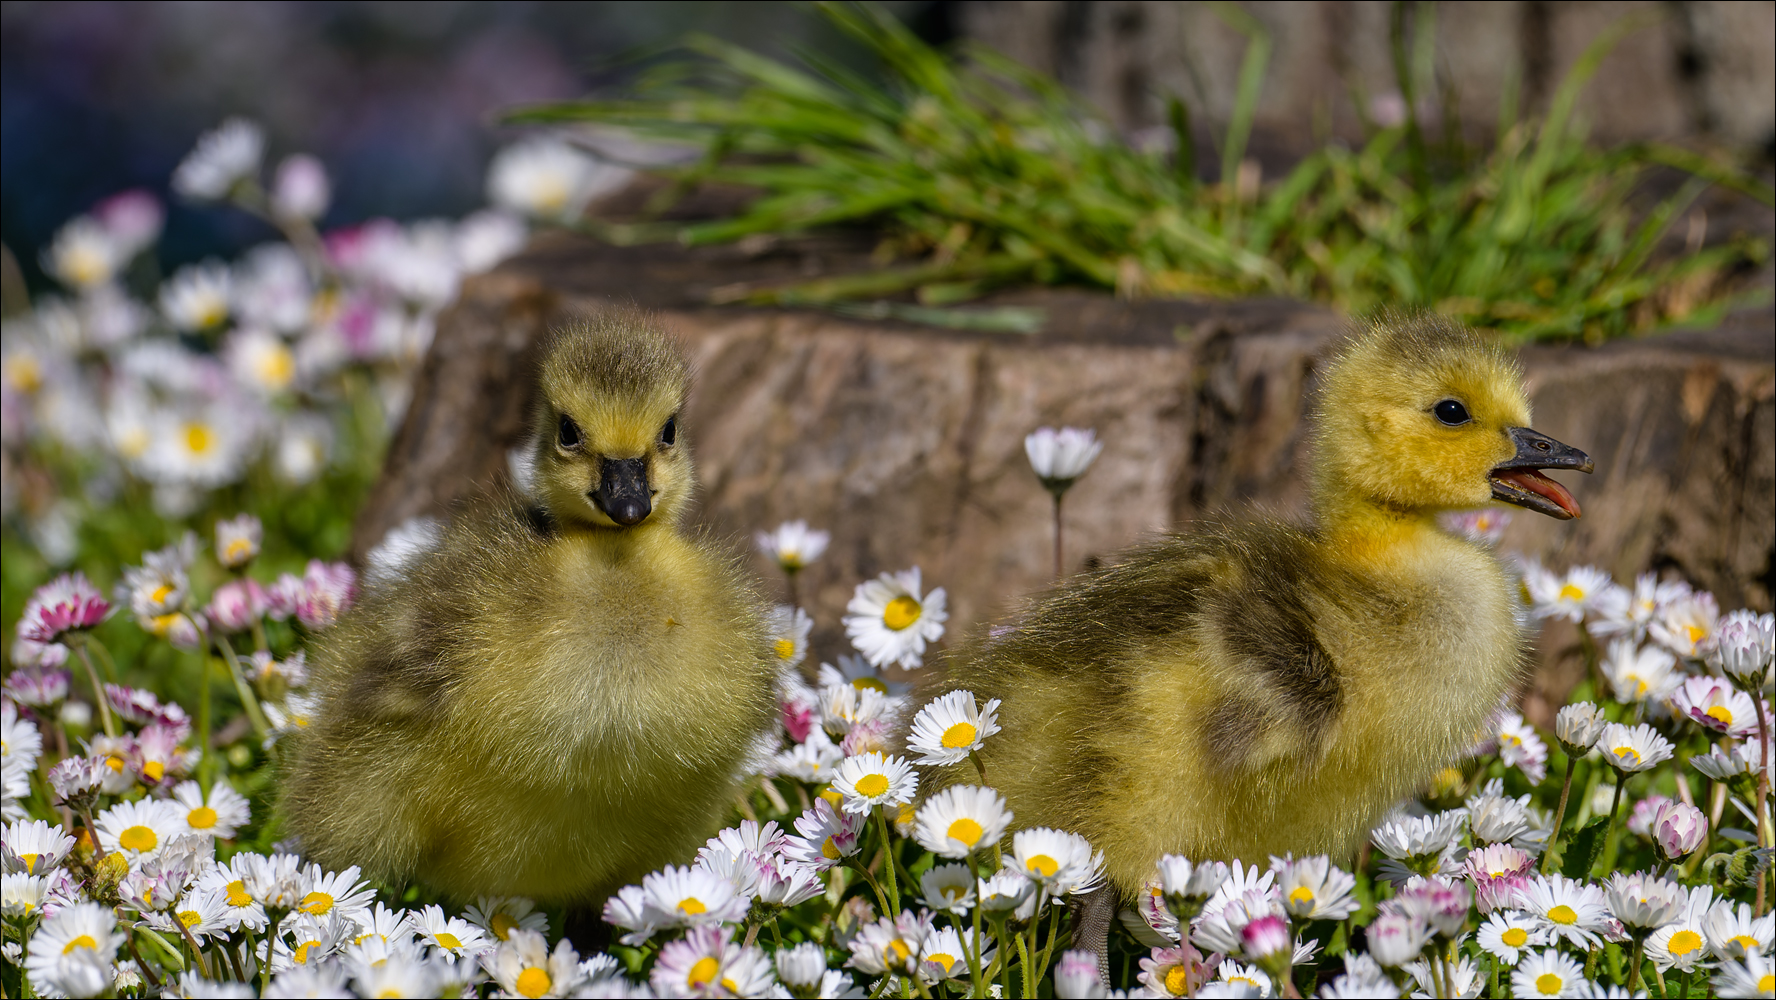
left=659, top=416, right=677, bottom=447
left=557, top=414, right=581, bottom=449
left=1433, top=399, right=1471, bottom=426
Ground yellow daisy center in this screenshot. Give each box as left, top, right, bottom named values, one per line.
left=774, top=638, right=796, bottom=660
left=224, top=539, right=254, bottom=563
left=819, top=786, right=844, bottom=808
left=299, top=891, right=335, bottom=915
left=1547, top=904, right=1578, bottom=925
left=822, top=836, right=842, bottom=860
left=142, top=760, right=165, bottom=781
left=1668, top=929, right=1702, bottom=956
left=928, top=952, right=956, bottom=970
left=150, top=582, right=176, bottom=605
left=1502, top=927, right=1528, bottom=948
left=293, top=942, right=314, bottom=965
left=687, top=955, right=739, bottom=992
left=435, top=932, right=462, bottom=950
left=779, top=554, right=805, bottom=571
left=1501, top=732, right=1522, bottom=748
left=1164, top=965, right=1189, bottom=995
left=517, top=966, right=551, bottom=998
left=1558, top=583, right=1585, bottom=602
left=5, top=355, right=43, bottom=393
left=1685, top=624, right=1705, bottom=644
left=197, top=299, right=227, bottom=329
left=947, top=817, right=985, bottom=847
left=1289, top=886, right=1315, bottom=906
left=1537, top=973, right=1563, bottom=994
left=226, top=880, right=251, bottom=907
left=854, top=773, right=889, bottom=798
left=884, top=939, right=910, bottom=963
left=1705, top=705, right=1734, bottom=725
left=64, top=934, right=97, bottom=954
left=1731, top=934, right=1759, bottom=952
left=941, top=722, right=978, bottom=749
left=18, top=853, right=39, bottom=871
left=1759, top=974, right=1775, bottom=994
left=1025, top=854, right=1059, bottom=878
left=187, top=806, right=218, bottom=829
left=853, top=677, right=889, bottom=694
left=491, top=913, right=518, bottom=941
left=531, top=177, right=570, bottom=215
left=184, top=421, right=215, bottom=455
left=678, top=897, right=707, bottom=916
left=256, top=344, right=295, bottom=388
left=119, top=825, right=158, bottom=852
left=179, top=910, right=202, bottom=928
left=1612, top=746, right=1641, bottom=767
left=883, top=596, right=921, bottom=630
left=1631, top=676, right=1648, bottom=696
left=1231, top=976, right=1262, bottom=990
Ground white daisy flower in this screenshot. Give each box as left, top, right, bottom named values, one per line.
left=265, top=962, right=353, bottom=998
left=906, top=689, right=1002, bottom=766
left=271, top=154, right=330, bottom=220
left=1604, top=871, right=1686, bottom=932
left=44, top=216, right=123, bottom=290
left=1712, top=952, right=1775, bottom=999
left=292, top=863, right=375, bottom=925
left=1689, top=739, right=1764, bottom=785
left=1650, top=589, right=1720, bottom=659
left=843, top=567, right=947, bottom=669
left=4, top=819, right=76, bottom=875
left=818, top=653, right=913, bottom=698
left=193, top=857, right=269, bottom=932
left=775, top=940, right=852, bottom=998
left=484, top=926, right=585, bottom=998
left=2, top=872, right=47, bottom=917
left=487, top=137, right=629, bottom=223
left=160, top=261, right=234, bottom=331
left=1596, top=722, right=1674, bottom=773
left=782, top=799, right=865, bottom=870
left=1600, top=639, right=1680, bottom=705
left=25, top=901, right=125, bottom=997
left=214, top=513, right=263, bottom=569
left=170, top=779, right=252, bottom=839
left=1404, top=952, right=1482, bottom=999
left=914, top=784, right=1012, bottom=859
left=1465, top=780, right=1534, bottom=846
left=1670, top=675, right=1761, bottom=738
left=141, top=400, right=257, bottom=490
left=977, top=869, right=1037, bottom=915
left=1496, top=712, right=1549, bottom=783
left=752, top=855, right=823, bottom=909
left=1371, top=810, right=1468, bottom=884
left=1511, top=948, right=1585, bottom=998
left=772, top=728, right=845, bottom=783
left=650, top=923, right=774, bottom=998
left=848, top=911, right=932, bottom=976
left=1527, top=565, right=1615, bottom=623
left=1024, top=426, right=1103, bottom=488
left=173, top=118, right=266, bottom=200
left=1702, top=899, right=1773, bottom=961
left=224, top=328, right=298, bottom=396
left=1476, top=910, right=1546, bottom=965
left=350, top=951, right=438, bottom=1000
left=919, top=925, right=994, bottom=984
left=1553, top=702, right=1609, bottom=756
left=413, top=904, right=489, bottom=957
left=641, top=864, right=749, bottom=928
left=602, top=885, right=658, bottom=947
left=756, top=520, right=830, bottom=573
left=1272, top=854, right=1357, bottom=921
left=1518, top=874, right=1612, bottom=949
left=831, top=751, right=917, bottom=816
left=94, top=796, right=188, bottom=860
left=454, top=209, right=528, bottom=274
left=151, top=885, right=232, bottom=941
left=818, top=681, right=895, bottom=736
left=1157, top=855, right=1231, bottom=914
left=1214, top=959, right=1274, bottom=997
left=1010, top=827, right=1105, bottom=895
left=919, top=863, right=978, bottom=914
left=1645, top=885, right=1713, bottom=973
left=767, top=605, right=813, bottom=671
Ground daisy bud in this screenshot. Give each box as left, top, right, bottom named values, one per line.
left=204, top=578, right=266, bottom=634
left=1157, top=854, right=1227, bottom=921
left=1024, top=426, right=1103, bottom=497
left=1240, top=913, right=1291, bottom=962
left=1055, top=949, right=1108, bottom=999
left=272, top=154, right=330, bottom=220
left=18, top=573, right=111, bottom=645
left=1462, top=842, right=1533, bottom=914
left=1709, top=610, right=1774, bottom=691
left=296, top=560, right=356, bottom=630
left=5, top=663, right=71, bottom=706
left=1368, top=911, right=1431, bottom=967
left=1650, top=800, right=1707, bottom=862
left=265, top=573, right=304, bottom=620
left=1553, top=702, right=1607, bottom=758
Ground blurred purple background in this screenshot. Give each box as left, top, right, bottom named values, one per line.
left=1, top=1, right=956, bottom=291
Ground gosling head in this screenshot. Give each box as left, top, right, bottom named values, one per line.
left=530, top=313, right=692, bottom=531
left=1312, top=312, right=1593, bottom=520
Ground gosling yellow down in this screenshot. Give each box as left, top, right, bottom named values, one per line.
left=283, top=314, right=777, bottom=905
left=918, top=313, right=1592, bottom=896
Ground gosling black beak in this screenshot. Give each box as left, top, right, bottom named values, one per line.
left=1489, top=427, right=1593, bottom=520
left=590, top=457, right=651, bottom=526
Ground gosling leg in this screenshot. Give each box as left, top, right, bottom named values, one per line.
left=1073, top=883, right=1116, bottom=986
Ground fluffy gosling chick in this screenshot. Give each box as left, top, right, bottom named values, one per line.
left=284, top=314, right=777, bottom=905
left=918, top=313, right=1592, bottom=896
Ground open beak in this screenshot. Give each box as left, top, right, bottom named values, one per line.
left=590, top=457, right=651, bottom=526
left=1489, top=427, right=1593, bottom=520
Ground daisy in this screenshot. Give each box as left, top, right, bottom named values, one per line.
left=1512, top=948, right=1585, bottom=998
left=831, top=751, right=917, bottom=815
left=486, top=137, right=628, bottom=224
left=1272, top=854, right=1357, bottom=921
left=919, top=925, right=994, bottom=984
left=1649, top=799, right=1708, bottom=862
left=1214, top=959, right=1275, bottom=997
left=292, top=863, right=376, bottom=925
left=1024, top=426, right=1103, bottom=489
left=847, top=911, right=931, bottom=976
left=152, top=885, right=232, bottom=942
left=414, top=904, right=490, bottom=957
left=818, top=653, right=914, bottom=698
left=141, top=402, right=254, bottom=489
left=350, top=952, right=438, bottom=1000
left=782, top=799, right=865, bottom=870
left=914, top=784, right=1012, bottom=858
left=1701, top=899, right=1773, bottom=961
left=641, top=864, right=749, bottom=928
left=159, top=261, right=234, bottom=331
left=1712, top=952, right=1774, bottom=999
left=1669, top=675, right=1761, bottom=737
left=193, top=856, right=269, bottom=932
left=172, top=118, right=265, bottom=200
left=1054, top=949, right=1109, bottom=1000
left=652, top=923, right=774, bottom=997
left=1157, top=855, right=1230, bottom=918
left=1496, top=712, right=1549, bottom=782
left=1650, top=589, right=1720, bottom=659
left=455, top=209, right=528, bottom=274
left=16, top=572, right=110, bottom=644
left=603, top=885, right=658, bottom=947
left=1440, top=507, right=1511, bottom=545
left=43, top=216, right=123, bottom=289
left=25, top=901, right=125, bottom=997
left=776, top=941, right=853, bottom=998
left=224, top=328, right=298, bottom=396
left=349, top=902, right=413, bottom=948
left=1645, top=887, right=1713, bottom=973
left=1466, top=780, right=1534, bottom=846
left=1604, top=871, right=1686, bottom=933
left=756, top=520, right=831, bottom=573
left=767, top=605, right=813, bottom=671
left=170, top=779, right=252, bottom=839
left=1010, top=827, right=1105, bottom=895
left=2, top=873, right=47, bottom=917
left=265, top=963, right=353, bottom=998
left=751, top=855, right=823, bottom=909
left=1586, top=573, right=1664, bottom=641
left=1528, top=565, right=1614, bottom=623
left=976, top=869, right=1036, bottom=915
left=1599, top=639, right=1680, bottom=705
left=117, top=535, right=194, bottom=619
left=919, top=863, right=978, bottom=914
left=1518, top=874, right=1612, bottom=949
left=772, top=729, right=844, bottom=784
left=1477, top=911, right=1546, bottom=965
left=239, top=851, right=305, bottom=911
left=1690, top=739, right=1763, bottom=791
left=1463, top=841, right=1534, bottom=913
left=843, top=567, right=948, bottom=669
left=94, top=797, right=188, bottom=860
left=1596, top=722, right=1674, bottom=773
left=1554, top=702, right=1609, bottom=756
left=272, top=154, right=330, bottom=220
left=819, top=681, right=895, bottom=737
left=1371, top=810, right=1468, bottom=884
left=4, top=819, right=76, bottom=875
left=906, top=689, right=1002, bottom=765
left=484, top=926, right=585, bottom=999
left=1137, top=943, right=1215, bottom=998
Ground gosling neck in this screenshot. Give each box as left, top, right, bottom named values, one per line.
left=1312, top=487, right=1452, bottom=579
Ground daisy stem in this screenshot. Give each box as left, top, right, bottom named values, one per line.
left=86, top=634, right=119, bottom=681
left=1033, top=891, right=1062, bottom=993
left=852, top=859, right=893, bottom=918
left=874, top=810, right=902, bottom=914
left=1015, top=926, right=1035, bottom=999
left=1488, top=953, right=1500, bottom=998
left=72, top=639, right=118, bottom=738
left=176, top=916, right=213, bottom=980
left=1600, top=768, right=1628, bottom=877
left=1651, top=963, right=1667, bottom=998
left=250, top=618, right=271, bottom=655
left=966, top=855, right=986, bottom=999
left=226, top=938, right=247, bottom=982
left=1541, top=756, right=1579, bottom=874
left=1584, top=945, right=1598, bottom=982
left=1754, top=695, right=1771, bottom=916
left=785, top=569, right=799, bottom=610
left=1627, top=936, right=1647, bottom=995
left=1052, top=494, right=1064, bottom=579
left=208, top=629, right=270, bottom=738
left=124, top=930, right=163, bottom=990
left=197, top=646, right=214, bottom=788
left=969, top=749, right=989, bottom=786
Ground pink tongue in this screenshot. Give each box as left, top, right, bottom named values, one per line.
left=1498, top=469, right=1580, bottom=518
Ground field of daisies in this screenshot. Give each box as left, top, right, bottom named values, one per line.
left=3, top=120, right=1774, bottom=1000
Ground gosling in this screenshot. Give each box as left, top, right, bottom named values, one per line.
left=283, top=313, right=777, bottom=906
left=918, top=313, right=1592, bottom=897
